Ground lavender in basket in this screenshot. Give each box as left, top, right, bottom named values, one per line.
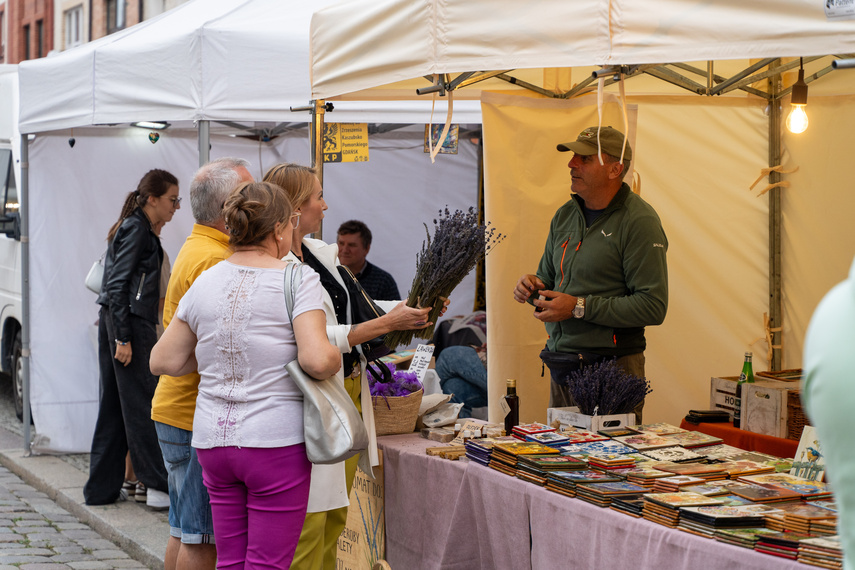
left=565, top=359, right=652, bottom=416
left=384, top=207, right=504, bottom=349
left=368, top=362, right=423, bottom=408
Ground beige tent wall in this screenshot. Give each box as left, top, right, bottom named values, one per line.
left=781, top=95, right=855, bottom=370
left=485, top=92, right=781, bottom=426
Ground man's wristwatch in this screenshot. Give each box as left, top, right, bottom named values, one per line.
left=573, top=296, right=586, bottom=319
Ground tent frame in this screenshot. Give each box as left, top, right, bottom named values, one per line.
left=307, top=54, right=853, bottom=369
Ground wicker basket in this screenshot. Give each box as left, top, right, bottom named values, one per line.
left=372, top=389, right=423, bottom=436
left=787, top=390, right=810, bottom=441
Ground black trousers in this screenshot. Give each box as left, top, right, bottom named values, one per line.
left=84, top=306, right=168, bottom=505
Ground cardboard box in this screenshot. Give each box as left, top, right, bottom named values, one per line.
left=743, top=382, right=800, bottom=438
left=547, top=407, right=635, bottom=432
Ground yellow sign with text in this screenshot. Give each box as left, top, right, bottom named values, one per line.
left=324, top=123, right=369, bottom=163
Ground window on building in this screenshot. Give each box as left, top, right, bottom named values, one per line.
left=0, top=10, right=5, bottom=62
left=23, top=24, right=30, bottom=60
left=36, top=19, right=44, bottom=58
left=106, top=0, right=126, bottom=35
left=64, top=6, right=83, bottom=49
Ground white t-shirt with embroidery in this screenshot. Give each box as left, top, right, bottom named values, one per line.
left=175, top=261, right=324, bottom=449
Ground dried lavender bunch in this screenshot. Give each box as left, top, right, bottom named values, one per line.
left=565, top=359, right=652, bottom=416
left=384, top=207, right=504, bottom=349
left=369, top=362, right=423, bottom=409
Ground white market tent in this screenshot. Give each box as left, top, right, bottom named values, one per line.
left=310, top=0, right=855, bottom=427
left=16, top=0, right=483, bottom=453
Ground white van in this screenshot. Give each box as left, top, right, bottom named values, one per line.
left=0, top=65, right=25, bottom=420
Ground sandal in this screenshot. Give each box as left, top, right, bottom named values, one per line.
left=122, top=480, right=138, bottom=497
left=134, top=482, right=147, bottom=503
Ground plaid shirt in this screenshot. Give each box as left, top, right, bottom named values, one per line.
left=356, top=261, right=400, bottom=301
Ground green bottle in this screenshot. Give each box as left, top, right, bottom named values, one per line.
left=733, top=352, right=755, bottom=428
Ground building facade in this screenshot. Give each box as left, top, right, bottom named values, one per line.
left=2, top=0, right=188, bottom=63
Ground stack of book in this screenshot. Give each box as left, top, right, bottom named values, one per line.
left=798, top=535, right=843, bottom=569
left=587, top=453, right=637, bottom=471
left=561, top=429, right=609, bottom=443
left=680, top=480, right=735, bottom=497
left=628, top=422, right=687, bottom=435
left=755, top=531, right=815, bottom=560
left=511, top=422, right=555, bottom=441
left=764, top=503, right=838, bottom=535
left=642, top=492, right=725, bottom=528
left=714, top=527, right=780, bottom=550
left=652, top=462, right=728, bottom=481
left=622, top=467, right=675, bottom=488
left=515, top=454, right=587, bottom=486
left=575, top=481, right=648, bottom=508
left=523, top=431, right=570, bottom=447
left=544, top=470, right=621, bottom=499
left=611, top=495, right=647, bottom=517
left=640, top=446, right=709, bottom=463
left=597, top=427, right=639, bottom=438
left=652, top=475, right=707, bottom=493
left=490, top=442, right=558, bottom=477
left=722, top=480, right=802, bottom=505
left=715, top=460, right=776, bottom=478
left=737, top=473, right=833, bottom=501
left=613, top=433, right=681, bottom=451
left=464, top=438, right=503, bottom=466
left=677, top=504, right=772, bottom=538
left=667, top=430, right=724, bottom=448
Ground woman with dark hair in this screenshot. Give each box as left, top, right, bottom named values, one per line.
left=151, top=181, right=340, bottom=568
left=84, top=169, right=180, bottom=508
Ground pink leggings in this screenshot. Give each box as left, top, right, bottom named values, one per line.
left=196, top=444, right=311, bottom=570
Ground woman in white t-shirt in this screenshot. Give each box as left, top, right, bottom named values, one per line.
left=151, top=181, right=340, bottom=569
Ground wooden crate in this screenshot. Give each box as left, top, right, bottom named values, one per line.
left=709, top=376, right=740, bottom=419
left=742, top=381, right=801, bottom=439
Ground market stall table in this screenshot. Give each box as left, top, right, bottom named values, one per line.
left=378, top=434, right=802, bottom=570
left=679, top=420, right=798, bottom=458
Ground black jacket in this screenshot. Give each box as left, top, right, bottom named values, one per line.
left=97, top=208, right=163, bottom=342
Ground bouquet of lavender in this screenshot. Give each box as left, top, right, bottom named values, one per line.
left=384, top=207, right=503, bottom=349
left=565, top=359, right=652, bottom=416
left=368, top=362, right=423, bottom=404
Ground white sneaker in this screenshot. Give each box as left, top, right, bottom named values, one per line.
left=146, top=488, right=169, bottom=510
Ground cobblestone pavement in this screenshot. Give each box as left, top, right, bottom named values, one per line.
left=0, top=464, right=147, bottom=570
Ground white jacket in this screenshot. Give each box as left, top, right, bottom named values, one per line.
left=285, top=237, right=382, bottom=512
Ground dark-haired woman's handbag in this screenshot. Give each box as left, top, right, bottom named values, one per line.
left=336, top=265, right=392, bottom=360
left=284, top=263, right=368, bottom=464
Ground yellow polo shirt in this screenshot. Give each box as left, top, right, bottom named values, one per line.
left=151, top=224, right=231, bottom=431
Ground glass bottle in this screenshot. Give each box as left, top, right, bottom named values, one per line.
left=733, top=352, right=755, bottom=428
left=504, top=379, right=520, bottom=435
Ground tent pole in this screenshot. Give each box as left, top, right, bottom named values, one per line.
left=20, top=134, right=31, bottom=455
left=310, top=100, right=325, bottom=240
left=768, top=63, right=783, bottom=371
left=198, top=120, right=210, bottom=167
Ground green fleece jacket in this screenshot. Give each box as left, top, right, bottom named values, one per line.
left=536, top=182, right=668, bottom=357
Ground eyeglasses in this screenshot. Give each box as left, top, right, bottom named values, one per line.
left=170, top=197, right=182, bottom=206
left=290, top=212, right=301, bottom=229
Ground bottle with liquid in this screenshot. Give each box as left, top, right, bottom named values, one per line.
left=503, top=379, right=520, bottom=435
left=732, top=352, right=755, bottom=428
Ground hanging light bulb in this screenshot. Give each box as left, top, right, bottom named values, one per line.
left=786, top=59, right=809, bottom=134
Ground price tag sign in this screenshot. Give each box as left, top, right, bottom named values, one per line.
left=499, top=396, right=511, bottom=416
left=407, top=344, right=435, bottom=383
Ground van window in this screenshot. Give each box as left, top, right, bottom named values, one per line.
left=0, top=149, right=17, bottom=215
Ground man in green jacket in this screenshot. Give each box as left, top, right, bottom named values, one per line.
left=513, top=126, right=668, bottom=422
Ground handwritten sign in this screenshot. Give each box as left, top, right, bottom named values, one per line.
left=406, top=344, right=435, bottom=383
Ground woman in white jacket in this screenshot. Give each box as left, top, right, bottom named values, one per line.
left=264, top=163, right=435, bottom=569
